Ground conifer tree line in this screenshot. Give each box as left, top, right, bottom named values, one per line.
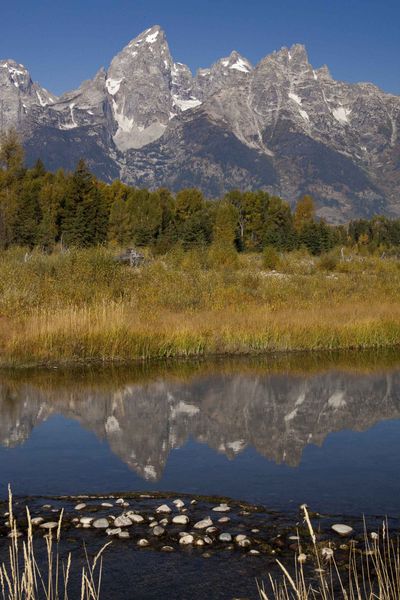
left=1, top=130, right=400, bottom=255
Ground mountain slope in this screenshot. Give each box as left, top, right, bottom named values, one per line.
left=1, top=26, right=400, bottom=222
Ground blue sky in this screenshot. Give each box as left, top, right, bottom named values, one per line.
left=1, top=0, right=399, bottom=96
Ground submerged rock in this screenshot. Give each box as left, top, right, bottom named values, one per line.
left=179, top=534, right=194, bottom=545
left=332, top=524, right=353, bottom=537
left=172, top=515, right=189, bottom=525
left=92, top=518, right=109, bottom=529
left=194, top=517, right=213, bottom=530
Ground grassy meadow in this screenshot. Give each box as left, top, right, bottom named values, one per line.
left=1, top=245, right=400, bottom=366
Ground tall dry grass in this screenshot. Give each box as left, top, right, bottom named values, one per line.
left=1, top=247, right=400, bottom=365
left=1, top=486, right=108, bottom=600
left=259, top=505, right=400, bottom=600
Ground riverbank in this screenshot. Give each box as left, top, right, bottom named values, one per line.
left=2, top=247, right=400, bottom=366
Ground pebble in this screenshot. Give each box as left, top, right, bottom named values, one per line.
left=172, top=515, right=189, bottom=525
left=31, top=517, right=44, bottom=526
left=128, top=513, right=144, bottom=524
left=218, top=517, right=230, bottom=523
left=298, top=553, right=307, bottom=564
left=288, top=535, right=300, bottom=541
left=92, top=518, right=109, bottom=529
left=235, top=534, right=248, bottom=543
left=219, top=533, right=232, bottom=542
left=212, top=503, right=230, bottom=512
left=118, top=531, right=130, bottom=539
left=251, top=529, right=260, bottom=533
left=321, top=547, right=334, bottom=560
left=370, top=532, right=379, bottom=541
left=194, top=517, right=213, bottom=530
left=179, top=534, right=194, bottom=545
left=238, top=539, right=251, bottom=548
left=80, top=517, right=93, bottom=525
left=115, top=499, right=125, bottom=505
left=106, top=528, right=122, bottom=536
left=190, top=500, right=197, bottom=505
left=40, top=522, right=58, bottom=530
left=332, top=524, right=354, bottom=537
left=74, top=503, right=86, bottom=511
left=173, top=499, right=185, bottom=509
left=138, top=539, right=150, bottom=547
left=153, top=526, right=165, bottom=537
left=114, top=515, right=132, bottom=528
left=156, top=504, right=171, bottom=514
left=161, top=546, right=174, bottom=552
left=149, top=521, right=158, bottom=528
left=249, top=550, right=260, bottom=556
left=101, top=503, right=113, bottom=508
left=42, top=504, right=52, bottom=509
left=159, top=518, right=169, bottom=526
left=206, top=526, right=218, bottom=534
left=204, top=536, right=213, bottom=545
left=196, top=538, right=205, bottom=546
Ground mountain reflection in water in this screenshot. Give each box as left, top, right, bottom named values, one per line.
left=1, top=355, right=400, bottom=483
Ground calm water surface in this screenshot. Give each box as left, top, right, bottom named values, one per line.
left=1, top=352, right=400, bottom=515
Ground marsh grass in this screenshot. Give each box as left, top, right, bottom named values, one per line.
left=1, top=247, right=400, bottom=365
left=1, top=487, right=108, bottom=600
left=259, top=506, right=400, bottom=600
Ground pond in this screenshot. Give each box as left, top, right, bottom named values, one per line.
left=1, top=351, right=400, bottom=598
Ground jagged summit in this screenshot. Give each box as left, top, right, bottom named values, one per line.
left=2, top=25, right=400, bottom=222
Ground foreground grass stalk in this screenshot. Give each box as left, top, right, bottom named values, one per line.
left=0, top=488, right=107, bottom=600
left=260, top=506, right=400, bottom=600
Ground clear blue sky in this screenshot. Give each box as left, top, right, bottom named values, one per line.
left=1, top=0, right=399, bottom=96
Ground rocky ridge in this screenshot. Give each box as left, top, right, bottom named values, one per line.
left=1, top=25, right=400, bottom=221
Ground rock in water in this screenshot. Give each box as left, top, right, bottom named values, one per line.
left=172, top=515, right=189, bottom=525
left=92, top=518, right=109, bottom=529
left=153, top=526, right=165, bottom=537
left=194, top=517, right=213, bottom=530
left=74, top=503, right=86, bottom=511
left=212, top=503, right=230, bottom=512
left=156, top=504, right=171, bottom=514
left=331, top=524, right=354, bottom=537
left=114, top=515, right=132, bottom=527
left=179, top=534, right=194, bottom=545
left=219, top=533, right=232, bottom=542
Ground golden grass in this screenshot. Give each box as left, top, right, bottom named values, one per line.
left=1, top=247, right=400, bottom=366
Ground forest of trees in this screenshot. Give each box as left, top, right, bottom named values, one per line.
left=1, top=130, right=400, bottom=256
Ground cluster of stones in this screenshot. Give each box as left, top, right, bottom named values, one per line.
left=0, top=494, right=372, bottom=563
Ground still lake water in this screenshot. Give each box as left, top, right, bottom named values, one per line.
left=1, top=352, right=400, bottom=515
left=1, top=352, right=400, bottom=599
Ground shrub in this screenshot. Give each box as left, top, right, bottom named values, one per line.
left=262, top=246, right=280, bottom=270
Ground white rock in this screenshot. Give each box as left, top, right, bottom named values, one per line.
left=238, top=538, right=251, bottom=547
left=137, top=539, right=149, bottom=546
left=173, top=499, right=185, bottom=509
left=106, top=528, right=122, bottom=536
left=101, top=503, right=113, bottom=508
left=196, top=538, right=205, bottom=546
left=298, top=553, right=307, bottom=564
left=235, top=534, right=248, bottom=542
left=249, top=550, right=260, bottom=555
left=206, top=526, right=218, bottom=534
left=212, top=503, right=230, bottom=512
left=204, top=536, right=213, bottom=545
left=159, top=518, right=169, bottom=526
left=370, top=532, right=379, bottom=541
left=118, top=531, right=130, bottom=539
left=40, top=522, right=58, bottom=530
left=128, top=513, right=144, bottom=523
left=115, top=498, right=125, bottom=505
left=156, top=504, right=171, bottom=514
left=194, top=517, right=213, bottom=530
left=331, top=524, right=354, bottom=537
left=219, top=533, right=232, bottom=542
left=179, top=534, right=194, bottom=545
left=31, top=517, right=44, bottom=526
left=161, top=545, right=174, bottom=552
left=190, top=499, right=197, bottom=505
left=153, top=526, right=165, bottom=536
left=149, top=521, right=157, bottom=528
left=114, top=515, right=132, bottom=527
left=92, top=518, right=109, bottom=529
left=218, top=517, right=230, bottom=523
left=321, top=547, right=334, bottom=559
left=172, top=515, right=189, bottom=525
left=80, top=517, right=93, bottom=525
left=74, top=503, right=86, bottom=511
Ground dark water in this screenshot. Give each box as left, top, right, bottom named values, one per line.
left=1, top=352, right=400, bottom=598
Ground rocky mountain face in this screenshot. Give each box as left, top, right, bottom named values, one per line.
left=1, top=25, right=400, bottom=222
left=1, top=368, right=399, bottom=481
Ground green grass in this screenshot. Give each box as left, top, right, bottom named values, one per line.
left=1, top=246, right=400, bottom=366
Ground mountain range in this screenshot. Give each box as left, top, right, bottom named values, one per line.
left=1, top=25, right=400, bottom=222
